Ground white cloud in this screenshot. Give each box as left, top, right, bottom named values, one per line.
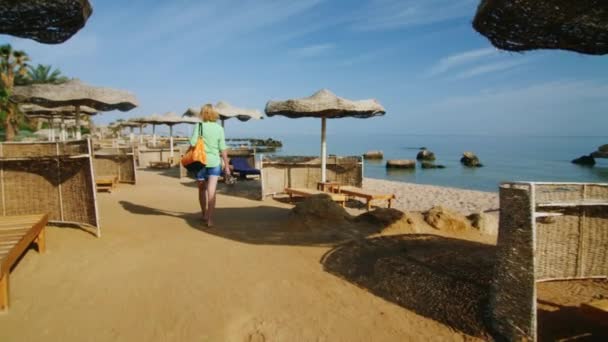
left=428, top=48, right=497, bottom=76
left=452, top=60, right=527, bottom=80
left=290, top=43, right=335, bottom=58
left=352, top=0, right=477, bottom=31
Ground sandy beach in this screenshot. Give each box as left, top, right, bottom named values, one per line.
left=0, top=170, right=605, bottom=341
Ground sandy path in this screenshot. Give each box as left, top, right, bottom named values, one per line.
left=0, top=170, right=475, bottom=342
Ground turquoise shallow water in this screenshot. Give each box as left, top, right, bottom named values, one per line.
left=257, top=133, right=608, bottom=192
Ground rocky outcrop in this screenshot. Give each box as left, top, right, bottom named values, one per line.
left=424, top=206, right=471, bottom=232
left=363, top=150, right=384, bottom=159
left=599, top=144, right=608, bottom=153
left=421, top=161, right=446, bottom=169
left=356, top=208, right=419, bottom=234
left=467, top=212, right=498, bottom=235
left=571, top=154, right=596, bottom=166
left=460, top=152, right=483, bottom=167
left=386, top=159, right=416, bottom=169
left=290, top=194, right=353, bottom=226
left=416, top=149, right=436, bottom=161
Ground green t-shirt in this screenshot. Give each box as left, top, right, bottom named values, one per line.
left=189, top=122, right=227, bottom=168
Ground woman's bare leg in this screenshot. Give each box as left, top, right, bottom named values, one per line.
left=198, top=180, right=207, bottom=221
left=205, top=176, right=219, bottom=226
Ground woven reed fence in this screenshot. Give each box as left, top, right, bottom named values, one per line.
left=260, top=156, right=363, bottom=197
left=0, top=140, right=100, bottom=237
left=490, top=182, right=608, bottom=341
left=93, top=147, right=137, bottom=184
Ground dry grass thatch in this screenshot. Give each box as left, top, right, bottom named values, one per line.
left=473, top=0, right=608, bottom=55
left=20, top=104, right=97, bottom=116
left=184, top=102, right=263, bottom=122
left=12, top=79, right=139, bottom=112
left=141, top=112, right=200, bottom=126
left=265, top=89, right=386, bottom=119
left=0, top=0, right=92, bottom=44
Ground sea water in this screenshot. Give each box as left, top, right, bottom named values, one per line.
left=262, top=133, right=608, bottom=192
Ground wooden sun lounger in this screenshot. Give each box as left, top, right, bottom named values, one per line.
left=149, top=161, right=171, bottom=169
left=0, top=214, right=49, bottom=312
left=285, top=188, right=346, bottom=207
left=337, top=185, right=396, bottom=211
left=95, top=175, right=118, bottom=193
left=581, top=299, right=608, bottom=328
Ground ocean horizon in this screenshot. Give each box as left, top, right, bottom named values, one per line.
left=250, top=133, right=608, bottom=192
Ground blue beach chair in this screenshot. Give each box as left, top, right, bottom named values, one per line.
left=230, top=157, right=261, bottom=178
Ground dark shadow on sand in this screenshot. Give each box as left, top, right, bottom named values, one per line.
left=321, top=234, right=497, bottom=338
left=118, top=200, right=376, bottom=247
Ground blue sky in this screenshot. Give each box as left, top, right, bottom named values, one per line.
left=3, top=0, right=608, bottom=137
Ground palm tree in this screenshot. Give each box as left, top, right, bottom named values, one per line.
left=0, top=44, right=30, bottom=141
left=18, top=64, right=68, bottom=85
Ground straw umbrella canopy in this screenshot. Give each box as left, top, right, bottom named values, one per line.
left=265, top=89, right=385, bottom=182
left=149, top=112, right=200, bottom=158
left=11, top=79, right=139, bottom=140
left=0, top=0, right=93, bottom=44
left=184, top=101, right=263, bottom=127
left=473, top=0, right=608, bottom=55
left=20, top=104, right=97, bottom=141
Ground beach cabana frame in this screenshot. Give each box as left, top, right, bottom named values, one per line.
left=0, top=140, right=100, bottom=237
left=490, top=182, right=608, bottom=341
left=93, top=147, right=137, bottom=184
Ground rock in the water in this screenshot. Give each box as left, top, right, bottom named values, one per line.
left=460, top=152, right=483, bottom=167
left=421, top=161, right=446, bottom=169
left=467, top=212, right=498, bottom=235
left=386, top=159, right=416, bottom=169
left=424, top=206, right=471, bottom=232
left=364, top=150, right=384, bottom=160
left=599, top=144, right=608, bottom=153
left=290, top=194, right=352, bottom=225
left=571, top=155, right=596, bottom=166
left=416, top=149, right=436, bottom=161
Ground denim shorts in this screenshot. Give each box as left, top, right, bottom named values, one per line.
left=196, top=165, right=222, bottom=181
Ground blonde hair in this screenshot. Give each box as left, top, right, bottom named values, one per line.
left=200, top=104, right=219, bottom=122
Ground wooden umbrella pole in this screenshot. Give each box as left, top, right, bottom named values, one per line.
left=169, top=125, right=174, bottom=160
left=75, top=105, right=81, bottom=140
left=48, top=117, right=53, bottom=141
left=152, top=124, right=156, bottom=146
left=321, top=117, right=327, bottom=183
left=60, top=115, right=66, bottom=141
left=129, top=127, right=134, bottom=142
left=221, top=119, right=225, bottom=128
left=139, top=125, right=144, bottom=144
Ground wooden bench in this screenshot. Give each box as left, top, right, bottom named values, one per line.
left=0, top=214, right=49, bottom=312
left=95, top=175, right=118, bottom=193
left=149, top=161, right=171, bottom=169
left=285, top=188, right=346, bottom=207
left=337, top=185, right=396, bottom=211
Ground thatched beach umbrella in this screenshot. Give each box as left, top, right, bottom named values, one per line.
left=0, top=0, right=93, bottom=44
left=21, top=104, right=96, bottom=141
left=127, top=117, right=151, bottom=144
left=473, top=0, right=608, bottom=55
left=265, top=89, right=385, bottom=183
left=128, top=114, right=163, bottom=146
left=118, top=121, right=141, bottom=143
left=150, top=112, right=200, bottom=159
left=184, top=101, right=263, bottom=128
left=12, top=79, right=138, bottom=140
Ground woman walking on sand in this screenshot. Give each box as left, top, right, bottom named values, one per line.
left=190, top=104, right=230, bottom=227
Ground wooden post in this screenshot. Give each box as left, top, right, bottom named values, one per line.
left=321, top=117, right=327, bottom=183
left=75, top=105, right=82, bottom=140
left=152, top=124, right=157, bottom=147
left=0, top=272, right=8, bottom=312
left=169, top=125, right=174, bottom=161
left=35, top=227, right=46, bottom=253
